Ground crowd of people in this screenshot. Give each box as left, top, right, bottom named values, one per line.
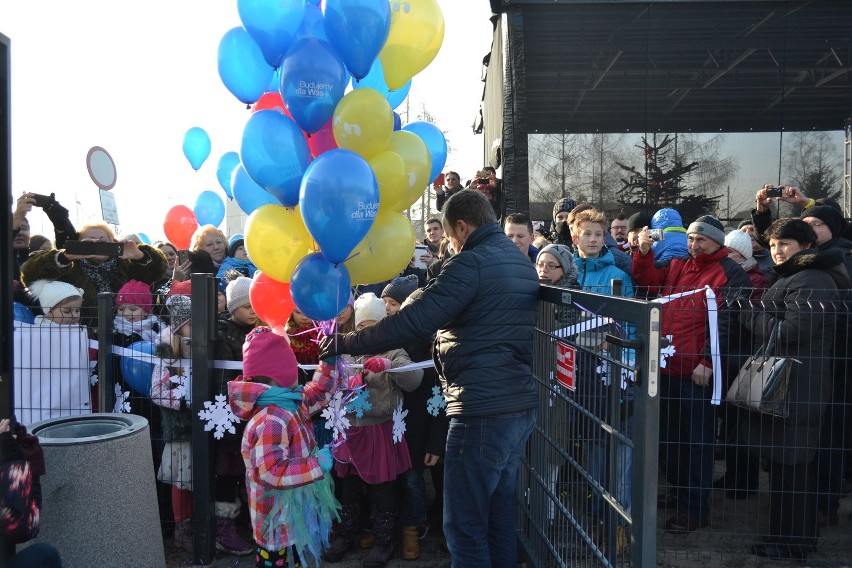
left=3, top=176, right=852, bottom=566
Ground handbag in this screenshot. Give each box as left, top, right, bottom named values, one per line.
left=726, top=322, right=798, bottom=418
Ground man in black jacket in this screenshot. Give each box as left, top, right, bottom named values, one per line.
left=320, top=189, right=539, bottom=567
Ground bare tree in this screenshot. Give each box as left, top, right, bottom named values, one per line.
left=528, top=134, right=585, bottom=203
left=783, top=131, right=842, bottom=201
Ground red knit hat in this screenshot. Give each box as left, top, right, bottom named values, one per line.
left=168, top=280, right=192, bottom=297
left=116, top=279, right=152, bottom=314
left=242, top=327, right=298, bottom=388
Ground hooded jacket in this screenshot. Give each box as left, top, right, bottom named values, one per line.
left=574, top=248, right=635, bottom=298
left=227, top=361, right=340, bottom=550
left=632, top=246, right=751, bottom=378
left=740, top=248, right=849, bottom=464
left=650, top=208, right=689, bottom=262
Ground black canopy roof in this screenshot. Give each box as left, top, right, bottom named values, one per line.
left=490, top=0, right=852, bottom=133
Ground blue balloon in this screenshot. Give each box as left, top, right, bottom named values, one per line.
left=217, top=27, right=275, bottom=105
left=182, top=127, right=211, bottom=171
left=290, top=252, right=352, bottom=321
left=193, top=191, right=226, bottom=227
left=267, top=67, right=282, bottom=92
left=238, top=0, right=306, bottom=68
left=279, top=36, right=347, bottom=133
left=299, top=149, right=379, bottom=263
left=232, top=164, right=282, bottom=215
left=403, top=121, right=448, bottom=183
left=137, top=233, right=151, bottom=245
left=324, top=0, right=391, bottom=80
left=216, top=152, right=241, bottom=200
left=353, top=58, right=411, bottom=110
left=393, top=111, right=401, bottom=131
left=295, top=4, right=329, bottom=42
left=240, top=110, right=312, bottom=207
left=120, top=341, right=156, bottom=397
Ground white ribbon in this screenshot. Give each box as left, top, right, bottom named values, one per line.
left=655, top=286, right=722, bottom=405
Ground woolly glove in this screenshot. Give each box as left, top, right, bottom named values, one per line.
left=347, top=374, right=364, bottom=389
left=363, top=357, right=392, bottom=374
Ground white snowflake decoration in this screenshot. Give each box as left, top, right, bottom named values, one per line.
left=170, top=372, right=192, bottom=404
left=660, top=335, right=676, bottom=369
left=113, top=384, right=131, bottom=413
left=392, top=399, right=408, bottom=444
left=426, top=386, right=446, bottom=416
left=321, top=391, right=351, bottom=441
left=198, top=393, right=240, bottom=439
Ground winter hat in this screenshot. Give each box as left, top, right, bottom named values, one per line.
left=228, top=233, right=244, bottom=248
left=166, top=295, right=192, bottom=334
left=168, top=280, right=192, bottom=297
left=801, top=205, right=848, bottom=240
left=227, top=237, right=245, bottom=258
left=724, top=230, right=753, bottom=260
left=767, top=218, right=818, bottom=246
left=687, top=215, right=726, bottom=245
left=354, top=292, right=386, bottom=328
left=552, top=197, right=577, bottom=221
left=28, top=279, right=84, bottom=312
left=537, top=244, right=574, bottom=275
left=381, top=274, right=419, bottom=304
left=226, top=276, right=253, bottom=314
left=116, top=279, right=152, bottom=313
left=627, top=211, right=654, bottom=233
left=737, top=218, right=754, bottom=230
left=242, top=326, right=298, bottom=388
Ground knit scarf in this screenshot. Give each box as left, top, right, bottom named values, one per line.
left=79, top=257, right=118, bottom=294
left=256, top=385, right=303, bottom=411
left=113, top=315, right=161, bottom=343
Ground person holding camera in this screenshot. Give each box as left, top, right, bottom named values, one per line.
left=11, top=192, right=77, bottom=280
left=433, top=171, right=462, bottom=212
left=20, top=222, right=168, bottom=328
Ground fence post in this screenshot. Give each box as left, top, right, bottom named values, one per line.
left=190, top=273, right=217, bottom=564
left=97, top=292, right=114, bottom=413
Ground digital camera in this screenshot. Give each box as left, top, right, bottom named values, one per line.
left=648, top=229, right=665, bottom=241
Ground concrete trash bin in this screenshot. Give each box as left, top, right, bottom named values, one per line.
left=28, top=413, right=165, bottom=568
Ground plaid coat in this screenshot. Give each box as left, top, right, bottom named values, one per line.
left=228, top=361, right=340, bottom=549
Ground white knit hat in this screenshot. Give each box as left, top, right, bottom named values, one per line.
left=28, top=279, right=84, bottom=312
left=724, top=230, right=753, bottom=261
left=226, top=276, right=253, bottom=314
left=354, top=292, right=386, bottom=328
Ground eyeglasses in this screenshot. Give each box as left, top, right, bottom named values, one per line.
left=535, top=262, right=562, bottom=271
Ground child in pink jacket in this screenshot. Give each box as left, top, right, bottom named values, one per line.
left=228, top=327, right=342, bottom=568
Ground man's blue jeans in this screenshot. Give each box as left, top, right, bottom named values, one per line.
left=402, top=467, right=427, bottom=527
left=443, top=408, right=537, bottom=568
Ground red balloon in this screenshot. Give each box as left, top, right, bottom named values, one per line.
left=163, top=205, right=198, bottom=250
left=307, top=118, right=338, bottom=158
left=253, top=91, right=289, bottom=116
left=249, top=272, right=295, bottom=329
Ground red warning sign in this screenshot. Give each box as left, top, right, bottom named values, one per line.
left=556, top=341, right=576, bottom=391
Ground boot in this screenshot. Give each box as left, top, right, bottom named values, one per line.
left=173, top=519, right=193, bottom=552
left=401, top=525, right=420, bottom=560
left=324, top=504, right=359, bottom=562
left=362, top=511, right=396, bottom=568
left=216, top=516, right=254, bottom=556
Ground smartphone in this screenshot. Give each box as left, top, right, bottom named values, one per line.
left=413, top=244, right=430, bottom=270
left=30, top=192, right=55, bottom=208
left=434, top=172, right=445, bottom=186
left=765, top=186, right=783, bottom=198
left=64, top=240, right=124, bottom=257
left=177, top=249, right=190, bottom=265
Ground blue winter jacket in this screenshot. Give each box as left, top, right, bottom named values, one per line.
left=216, top=256, right=258, bottom=279
left=574, top=248, right=635, bottom=298
left=650, top=208, right=688, bottom=262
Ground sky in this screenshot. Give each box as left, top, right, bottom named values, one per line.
left=0, top=1, right=495, bottom=241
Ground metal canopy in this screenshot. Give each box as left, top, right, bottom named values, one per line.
left=495, top=0, right=852, bottom=133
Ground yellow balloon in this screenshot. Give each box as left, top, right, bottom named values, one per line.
left=385, top=131, right=431, bottom=211
left=244, top=204, right=317, bottom=283
left=369, top=151, right=407, bottom=213
left=379, top=0, right=445, bottom=90
left=332, top=88, right=393, bottom=160
left=344, top=210, right=416, bottom=285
